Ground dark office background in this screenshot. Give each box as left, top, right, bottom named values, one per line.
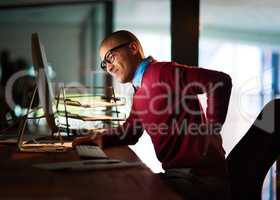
left=0, top=1, right=279, bottom=199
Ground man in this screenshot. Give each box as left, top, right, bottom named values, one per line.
left=73, top=30, right=232, bottom=200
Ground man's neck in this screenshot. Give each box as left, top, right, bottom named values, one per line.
left=131, top=56, right=153, bottom=88
left=129, top=56, right=145, bottom=83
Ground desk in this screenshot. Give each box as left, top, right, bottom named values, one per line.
left=0, top=144, right=182, bottom=200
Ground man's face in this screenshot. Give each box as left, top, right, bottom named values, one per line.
left=100, top=40, right=137, bottom=83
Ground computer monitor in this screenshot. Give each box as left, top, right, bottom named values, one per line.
left=30, top=32, right=124, bottom=136
left=31, top=32, right=59, bottom=134
left=16, top=33, right=70, bottom=152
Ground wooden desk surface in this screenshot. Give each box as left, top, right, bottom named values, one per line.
left=0, top=144, right=182, bottom=200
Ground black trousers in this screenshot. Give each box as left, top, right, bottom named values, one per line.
left=159, top=168, right=230, bottom=200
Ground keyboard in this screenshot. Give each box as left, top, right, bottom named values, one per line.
left=76, top=145, right=108, bottom=158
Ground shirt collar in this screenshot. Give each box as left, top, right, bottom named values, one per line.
left=132, top=56, right=153, bottom=88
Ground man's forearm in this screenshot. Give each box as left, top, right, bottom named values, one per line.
left=101, top=117, right=144, bottom=147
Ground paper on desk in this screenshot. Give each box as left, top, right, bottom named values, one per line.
left=33, top=159, right=143, bottom=171
left=22, top=141, right=72, bottom=148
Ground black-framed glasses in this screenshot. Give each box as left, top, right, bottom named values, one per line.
left=100, top=41, right=132, bottom=71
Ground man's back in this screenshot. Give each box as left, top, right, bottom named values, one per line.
left=131, top=60, right=232, bottom=176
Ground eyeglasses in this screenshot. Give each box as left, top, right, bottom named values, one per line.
left=100, top=42, right=132, bottom=71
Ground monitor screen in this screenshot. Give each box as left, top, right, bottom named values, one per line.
left=31, top=32, right=58, bottom=134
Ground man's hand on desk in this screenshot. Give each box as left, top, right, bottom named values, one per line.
left=72, top=134, right=103, bottom=148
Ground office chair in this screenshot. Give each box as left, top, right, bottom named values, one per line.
left=226, top=98, right=280, bottom=200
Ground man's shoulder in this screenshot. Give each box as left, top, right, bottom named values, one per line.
left=140, top=61, right=183, bottom=87
left=150, top=60, right=174, bottom=68
left=148, top=60, right=181, bottom=73
left=147, top=61, right=190, bottom=79
left=142, top=61, right=170, bottom=80
left=150, top=60, right=189, bottom=70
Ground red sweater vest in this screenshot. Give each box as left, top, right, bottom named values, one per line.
left=103, top=61, right=232, bottom=176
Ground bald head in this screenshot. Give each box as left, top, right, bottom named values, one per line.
left=99, top=30, right=145, bottom=83
left=99, top=30, right=144, bottom=59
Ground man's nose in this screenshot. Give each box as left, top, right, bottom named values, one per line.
left=107, top=63, right=115, bottom=73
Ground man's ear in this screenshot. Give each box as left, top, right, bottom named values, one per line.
left=129, top=41, right=139, bottom=55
